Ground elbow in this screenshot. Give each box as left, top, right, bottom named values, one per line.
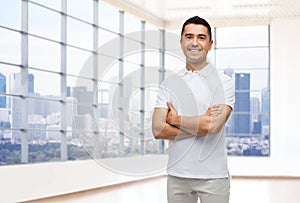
left=153, top=131, right=160, bottom=139
left=152, top=124, right=163, bottom=139
left=198, top=120, right=222, bottom=135
left=207, top=122, right=223, bottom=135
left=210, top=126, right=222, bottom=134
left=196, top=116, right=215, bottom=136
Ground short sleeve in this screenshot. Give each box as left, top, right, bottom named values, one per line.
left=221, top=74, right=235, bottom=109
left=155, top=83, right=169, bottom=109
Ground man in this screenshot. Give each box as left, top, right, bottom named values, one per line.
left=152, top=16, right=235, bottom=203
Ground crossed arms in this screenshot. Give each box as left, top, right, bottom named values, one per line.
left=152, top=102, right=232, bottom=141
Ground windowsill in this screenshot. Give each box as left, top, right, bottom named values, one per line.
left=0, top=155, right=168, bottom=203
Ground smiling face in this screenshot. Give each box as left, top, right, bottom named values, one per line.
left=180, top=23, right=213, bottom=71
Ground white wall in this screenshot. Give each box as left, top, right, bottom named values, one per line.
left=228, top=17, right=300, bottom=176
left=0, top=156, right=167, bottom=203
left=1, top=17, right=300, bottom=203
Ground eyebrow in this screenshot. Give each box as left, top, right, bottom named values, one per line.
left=184, top=33, right=207, bottom=38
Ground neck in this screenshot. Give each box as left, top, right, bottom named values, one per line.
left=186, top=60, right=208, bottom=71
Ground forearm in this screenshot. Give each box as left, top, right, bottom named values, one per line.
left=169, top=105, right=232, bottom=136
left=153, top=122, right=193, bottom=140
left=152, top=108, right=194, bottom=140
left=171, top=115, right=211, bottom=136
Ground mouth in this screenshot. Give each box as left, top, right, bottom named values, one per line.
left=188, top=48, right=202, bottom=53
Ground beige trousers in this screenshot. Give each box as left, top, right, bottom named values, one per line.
left=167, top=175, right=230, bottom=203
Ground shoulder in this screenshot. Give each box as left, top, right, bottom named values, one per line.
left=217, top=71, right=234, bottom=87
left=218, top=71, right=232, bottom=82
left=161, top=69, right=185, bottom=86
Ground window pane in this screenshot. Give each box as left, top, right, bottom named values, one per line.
left=0, top=131, right=21, bottom=165
left=165, top=53, right=185, bottom=74
left=216, top=26, right=269, bottom=47
left=145, top=29, right=160, bottom=49
left=0, top=65, right=21, bottom=99
left=73, top=131, right=96, bottom=157
left=123, top=40, right=142, bottom=65
left=29, top=3, right=60, bottom=41
left=29, top=36, right=60, bottom=72
left=98, top=28, right=119, bottom=48
left=0, top=95, right=14, bottom=133
left=11, top=96, right=22, bottom=130
left=67, top=0, right=93, bottom=23
left=123, top=38, right=142, bottom=64
left=66, top=97, right=78, bottom=128
left=145, top=22, right=160, bottom=31
left=67, top=17, right=93, bottom=50
left=69, top=81, right=95, bottom=118
left=67, top=76, right=94, bottom=99
left=28, top=139, right=61, bottom=163
left=124, top=62, right=141, bottom=81
left=28, top=98, right=61, bottom=130
left=215, top=47, right=269, bottom=69
left=67, top=140, right=91, bottom=160
left=98, top=59, right=119, bottom=83
left=97, top=82, right=118, bottom=117
left=28, top=69, right=61, bottom=97
left=30, top=0, right=61, bottom=11
left=98, top=33, right=120, bottom=60
left=0, top=28, right=21, bottom=64
left=0, top=104, right=11, bottom=129
left=0, top=0, right=21, bottom=30
left=145, top=51, right=160, bottom=67
left=99, top=1, right=119, bottom=32
left=124, top=13, right=141, bottom=39
left=67, top=46, right=93, bottom=78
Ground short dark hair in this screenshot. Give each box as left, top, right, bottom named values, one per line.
left=181, top=16, right=212, bottom=40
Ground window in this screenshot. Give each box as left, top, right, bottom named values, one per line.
left=0, top=0, right=163, bottom=166
left=0, top=1, right=269, bottom=167
left=215, top=26, right=270, bottom=156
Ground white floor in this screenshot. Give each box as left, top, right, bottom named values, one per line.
left=26, top=176, right=300, bottom=203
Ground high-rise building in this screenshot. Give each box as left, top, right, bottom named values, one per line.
left=250, top=97, right=261, bottom=133
left=98, top=88, right=108, bottom=118
left=10, top=73, right=35, bottom=141
left=28, top=74, right=34, bottom=93
left=70, top=86, right=94, bottom=115
left=224, top=68, right=234, bottom=78
left=261, top=88, right=270, bottom=126
left=9, top=73, right=34, bottom=93
left=234, top=73, right=250, bottom=135
left=0, top=73, right=6, bottom=108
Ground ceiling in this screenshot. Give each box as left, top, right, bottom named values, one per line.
left=103, top=0, right=300, bottom=28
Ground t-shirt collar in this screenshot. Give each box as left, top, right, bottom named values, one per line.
left=178, top=61, right=214, bottom=78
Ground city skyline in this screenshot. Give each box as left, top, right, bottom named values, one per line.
left=0, top=1, right=270, bottom=164
left=0, top=69, right=269, bottom=139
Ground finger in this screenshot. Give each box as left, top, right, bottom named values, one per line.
left=207, top=105, right=219, bottom=112
left=210, top=104, right=219, bottom=108
left=209, top=108, right=223, bottom=116
left=167, top=102, right=174, bottom=110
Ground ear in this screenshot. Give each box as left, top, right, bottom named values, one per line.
left=180, top=38, right=184, bottom=49
left=208, top=40, right=213, bottom=51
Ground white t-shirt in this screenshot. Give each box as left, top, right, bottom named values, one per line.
left=155, top=62, right=235, bottom=179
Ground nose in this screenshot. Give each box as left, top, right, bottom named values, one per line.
left=192, top=37, right=198, bottom=45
